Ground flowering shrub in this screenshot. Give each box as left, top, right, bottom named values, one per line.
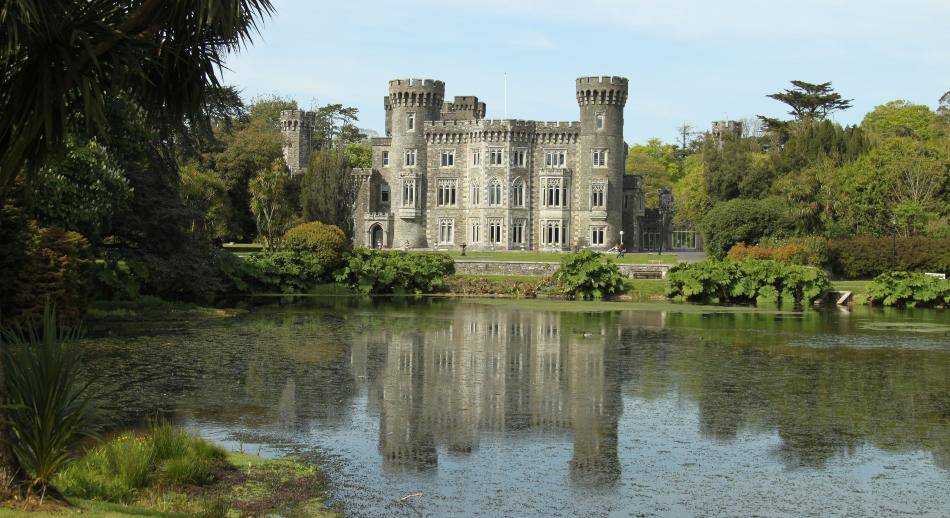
left=866, top=271, right=949, bottom=307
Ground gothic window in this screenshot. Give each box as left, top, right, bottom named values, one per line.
left=470, top=181, right=480, bottom=205
left=511, top=148, right=527, bottom=167
left=382, top=151, right=389, bottom=166
left=405, top=149, right=416, bottom=167
left=511, top=178, right=524, bottom=207
left=543, top=178, right=565, bottom=207
left=541, top=220, right=564, bottom=246
left=439, top=219, right=455, bottom=244
left=511, top=219, right=526, bottom=244
left=470, top=219, right=480, bottom=243
left=437, top=179, right=457, bottom=206
left=488, top=219, right=502, bottom=244
left=407, top=112, right=415, bottom=131
left=590, top=182, right=606, bottom=209
left=590, top=226, right=605, bottom=246
left=489, top=148, right=503, bottom=166
left=545, top=149, right=566, bottom=168
left=402, top=179, right=415, bottom=207
left=473, top=150, right=481, bottom=165
left=595, top=112, right=605, bottom=130
left=380, top=184, right=390, bottom=204
left=441, top=150, right=455, bottom=167
left=592, top=149, right=607, bottom=167
left=488, top=178, right=502, bottom=206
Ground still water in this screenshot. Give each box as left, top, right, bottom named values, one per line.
left=88, top=298, right=949, bottom=516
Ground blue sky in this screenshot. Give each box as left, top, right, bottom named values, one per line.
left=221, top=0, right=950, bottom=144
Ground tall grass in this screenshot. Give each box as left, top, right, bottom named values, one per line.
left=55, top=420, right=227, bottom=504
left=0, top=304, right=99, bottom=499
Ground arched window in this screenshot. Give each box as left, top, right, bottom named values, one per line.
left=470, top=182, right=480, bottom=206
left=511, top=178, right=524, bottom=208
left=488, top=178, right=502, bottom=206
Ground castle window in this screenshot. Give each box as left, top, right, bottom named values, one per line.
left=590, top=226, right=605, bottom=246
left=489, top=148, right=503, bottom=166
left=380, top=184, right=390, bottom=204
left=405, top=149, right=416, bottom=167
left=488, top=219, right=502, bottom=244
left=439, top=219, right=455, bottom=244
left=590, top=182, right=606, bottom=209
left=488, top=178, right=503, bottom=206
left=402, top=179, right=415, bottom=207
left=470, top=219, right=480, bottom=243
left=543, top=178, right=565, bottom=207
left=511, top=148, right=527, bottom=167
left=473, top=151, right=481, bottom=165
left=382, top=151, right=389, bottom=166
left=592, top=149, right=607, bottom=167
left=541, top=220, right=564, bottom=246
left=511, top=178, right=524, bottom=207
left=440, top=150, right=455, bottom=167
left=595, top=112, right=605, bottom=130
left=470, top=182, right=480, bottom=205
left=511, top=219, right=526, bottom=244
left=545, top=149, right=566, bottom=168
left=407, top=112, right=415, bottom=131
left=437, top=179, right=457, bottom=206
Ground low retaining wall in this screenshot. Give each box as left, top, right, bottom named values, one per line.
left=454, top=260, right=670, bottom=279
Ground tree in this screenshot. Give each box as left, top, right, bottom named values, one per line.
left=761, top=81, right=853, bottom=122
left=179, top=163, right=232, bottom=242
left=301, top=149, right=362, bottom=237
left=0, top=0, right=275, bottom=202
left=625, top=138, right=680, bottom=207
left=699, top=198, right=794, bottom=258
left=672, top=154, right=712, bottom=227
left=343, top=143, right=372, bottom=169
left=312, top=104, right=365, bottom=150
left=861, top=100, right=938, bottom=140
left=249, top=160, right=293, bottom=250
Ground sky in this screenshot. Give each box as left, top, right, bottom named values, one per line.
left=221, top=0, right=950, bottom=144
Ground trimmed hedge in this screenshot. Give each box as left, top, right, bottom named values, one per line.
left=666, top=259, right=831, bottom=306
left=866, top=271, right=949, bottom=308
left=827, top=236, right=949, bottom=279
left=282, top=221, right=348, bottom=271
left=727, top=236, right=828, bottom=267
left=335, top=249, right=455, bottom=294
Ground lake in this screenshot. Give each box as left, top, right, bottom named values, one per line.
left=87, top=298, right=950, bottom=516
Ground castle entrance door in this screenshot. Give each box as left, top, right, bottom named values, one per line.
left=370, top=225, right=384, bottom=249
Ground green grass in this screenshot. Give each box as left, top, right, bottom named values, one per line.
left=222, top=242, right=264, bottom=251
left=453, top=274, right=546, bottom=283
left=832, top=280, right=871, bottom=292
left=432, top=250, right=678, bottom=264
left=0, top=499, right=191, bottom=517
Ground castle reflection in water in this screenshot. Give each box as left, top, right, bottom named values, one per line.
left=345, top=306, right=663, bottom=481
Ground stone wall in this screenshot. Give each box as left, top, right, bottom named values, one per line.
left=454, top=260, right=669, bottom=279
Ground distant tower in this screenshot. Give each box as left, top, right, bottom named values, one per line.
left=710, top=120, right=742, bottom=148
left=576, top=76, right=629, bottom=249
left=387, top=78, right=445, bottom=248
left=280, top=109, right=315, bottom=175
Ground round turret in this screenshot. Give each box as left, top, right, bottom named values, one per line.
left=388, top=78, right=446, bottom=108
left=575, top=76, right=629, bottom=107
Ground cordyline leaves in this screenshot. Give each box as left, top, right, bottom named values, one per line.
left=0, top=0, right=275, bottom=199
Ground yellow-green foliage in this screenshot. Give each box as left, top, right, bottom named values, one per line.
left=56, top=421, right=226, bottom=504
left=866, top=271, right=949, bottom=308
left=282, top=221, right=348, bottom=268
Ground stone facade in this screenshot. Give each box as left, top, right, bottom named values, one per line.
left=346, top=76, right=644, bottom=251
left=454, top=260, right=669, bottom=279
left=280, top=109, right=314, bottom=175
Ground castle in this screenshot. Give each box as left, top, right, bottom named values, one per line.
left=281, top=76, right=707, bottom=252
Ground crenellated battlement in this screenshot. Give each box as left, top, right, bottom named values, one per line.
left=575, top=76, right=628, bottom=107
left=388, top=78, right=444, bottom=89
left=388, top=78, right=445, bottom=107
left=576, top=76, right=628, bottom=87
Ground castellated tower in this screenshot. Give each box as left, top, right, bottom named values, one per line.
left=280, top=109, right=314, bottom=175
left=575, top=76, right=628, bottom=249
left=388, top=79, right=445, bottom=248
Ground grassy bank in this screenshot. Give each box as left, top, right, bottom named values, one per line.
left=86, top=298, right=244, bottom=323
left=0, top=423, right=337, bottom=517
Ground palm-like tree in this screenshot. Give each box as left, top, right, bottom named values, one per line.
left=0, top=0, right=275, bottom=201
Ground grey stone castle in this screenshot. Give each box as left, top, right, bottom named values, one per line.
left=281, top=76, right=703, bottom=252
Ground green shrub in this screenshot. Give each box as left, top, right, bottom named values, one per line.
left=335, top=249, right=455, bottom=294
left=553, top=250, right=627, bottom=300
left=666, top=259, right=831, bottom=306
left=0, top=305, right=100, bottom=495
left=699, top=197, right=795, bottom=259
left=827, top=236, right=950, bottom=278
left=282, top=221, right=348, bottom=270
left=866, top=271, right=949, bottom=307
left=90, top=258, right=145, bottom=301
left=239, top=250, right=328, bottom=293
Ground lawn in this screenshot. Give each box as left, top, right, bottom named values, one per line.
left=832, top=280, right=871, bottom=292
left=435, top=250, right=678, bottom=264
